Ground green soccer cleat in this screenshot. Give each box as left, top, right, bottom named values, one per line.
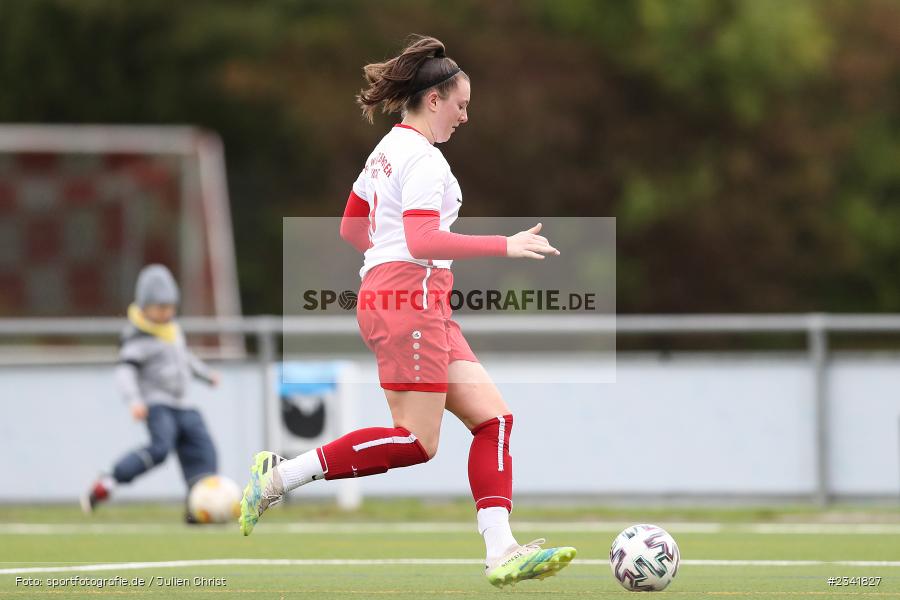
left=484, top=539, right=577, bottom=588
left=239, top=451, right=285, bottom=536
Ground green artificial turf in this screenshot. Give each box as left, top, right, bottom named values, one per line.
left=1, top=501, right=898, bottom=599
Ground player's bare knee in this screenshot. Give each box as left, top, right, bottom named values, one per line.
left=417, top=433, right=439, bottom=460
left=424, top=441, right=439, bottom=460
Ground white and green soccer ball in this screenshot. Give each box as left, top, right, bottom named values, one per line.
left=609, top=524, right=680, bottom=591
left=188, top=475, right=242, bottom=524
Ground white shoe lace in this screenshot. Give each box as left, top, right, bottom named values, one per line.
left=521, top=538, right=546, bottom=551
left=259, top=469, right=285, bottom=512
left=486, top=538, right=547, bottom=571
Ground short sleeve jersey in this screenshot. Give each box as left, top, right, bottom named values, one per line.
left=352, top=124, right=463, bottom=278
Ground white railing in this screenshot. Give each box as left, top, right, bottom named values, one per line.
left=2, top=313, right=900, bottom=506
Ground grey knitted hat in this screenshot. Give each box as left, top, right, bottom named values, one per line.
left=135, top=264, right=180, bottom=308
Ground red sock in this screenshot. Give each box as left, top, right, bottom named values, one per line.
left=92, top=481, right=110, bottom=501
left=468, top=414, right=513, bottom=511
left=317, top=426, right=429, bottom=480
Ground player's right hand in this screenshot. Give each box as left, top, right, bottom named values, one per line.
left=130, top=401, right=148, bottom=421
left=506, top=223, right=560, bottom=260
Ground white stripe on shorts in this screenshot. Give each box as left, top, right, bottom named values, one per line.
left=352, top=432, right=419, bottom=452
left=421, top=266, right=432, bottom=309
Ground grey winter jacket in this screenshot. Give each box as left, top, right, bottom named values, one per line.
left=116, top=324, right=214, bottom=409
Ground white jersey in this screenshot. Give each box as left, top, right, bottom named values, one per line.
left=352, top=124, right=463, bottom=278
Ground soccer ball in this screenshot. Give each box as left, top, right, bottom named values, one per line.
left=188, top=475, right=242, bottom=524
left=609, top=524, right=680, bottom=591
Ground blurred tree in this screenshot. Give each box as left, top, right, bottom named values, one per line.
left=0, top=0, right=899, bottom=315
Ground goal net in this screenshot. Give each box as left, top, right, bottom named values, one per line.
left=0, top=125, right=241, bottom=354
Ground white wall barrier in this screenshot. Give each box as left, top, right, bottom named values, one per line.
left=2, top=349, right=899, bottom=503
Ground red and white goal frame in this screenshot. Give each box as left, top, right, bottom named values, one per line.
left=0, top=125, right=242, bottom=353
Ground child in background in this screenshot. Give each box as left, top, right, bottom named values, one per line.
left=82, top=264, right=220, bottom=522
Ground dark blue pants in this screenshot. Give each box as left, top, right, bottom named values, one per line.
left=112, top=405, right=217, bottom=489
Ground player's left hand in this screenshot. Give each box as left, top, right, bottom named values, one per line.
left=208, top=371, right=221, bottom=387
left=506, top=223, right=560, bottom=260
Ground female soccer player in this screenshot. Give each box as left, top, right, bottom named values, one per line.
left=239, top=34, right=576, bottom=587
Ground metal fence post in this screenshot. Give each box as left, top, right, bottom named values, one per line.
left=808, top=313, right=829, bottom=507
left=257, top=319, right=277, bottom=450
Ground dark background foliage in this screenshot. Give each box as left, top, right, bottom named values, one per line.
left=3, top=0, right=898, bottom=315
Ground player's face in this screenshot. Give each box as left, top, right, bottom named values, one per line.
left=143, top=303, right=176, bottom=324
left=433, top=77, right=470, bottom=143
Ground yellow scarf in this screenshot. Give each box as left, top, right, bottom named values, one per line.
left=127, top=304, right=180, bottom=343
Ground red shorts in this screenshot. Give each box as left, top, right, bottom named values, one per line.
left=356, top=261, right=478, bottom=393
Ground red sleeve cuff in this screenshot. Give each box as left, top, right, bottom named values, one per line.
left=345, top=191, right=369, bottom=217
left=340, top=191, right=371, bottom=252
